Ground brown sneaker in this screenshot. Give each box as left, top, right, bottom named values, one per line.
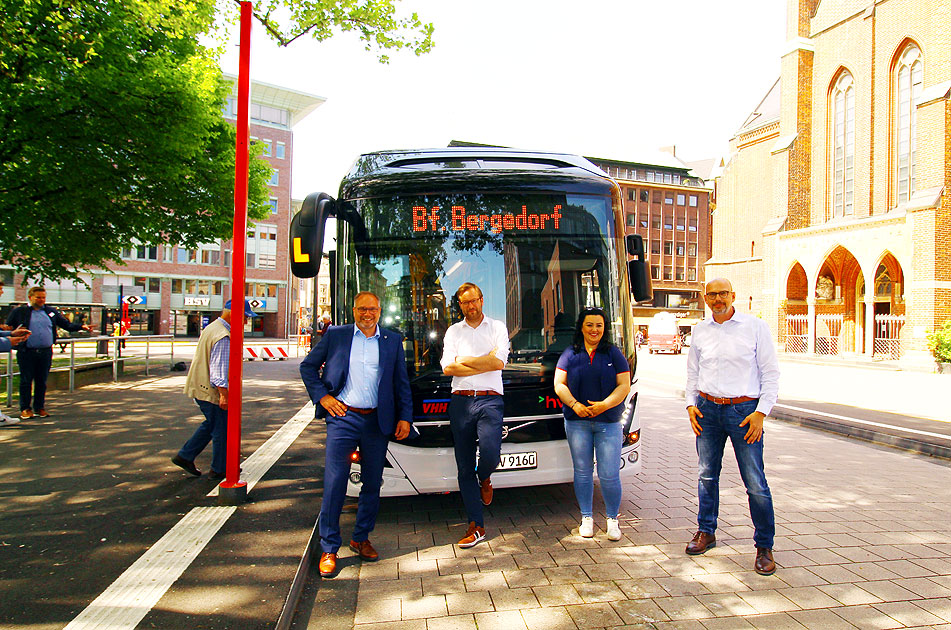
left=685, top=531, right=716, bottom=555
left=318, top=552, right=338, bottom=577
left=349, top=539, right=379, bottom=561
left=754, top=547, right=776, bottom=575
left=20, top=409, right=33, bottom=419
left=36, top=409, right=49, bottom=418
left=457, top=521, right=486, bottom=548
left=480, top=477, right=493, bottom=505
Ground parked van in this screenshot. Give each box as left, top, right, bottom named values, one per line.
left=647, top=312, right=682, bottom=354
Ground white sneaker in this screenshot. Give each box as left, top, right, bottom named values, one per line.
left=0, top=413, right=20, bottom=428
left=606, top=518, right=621, bottom=541
left=579, top=516, right=594, bottom=538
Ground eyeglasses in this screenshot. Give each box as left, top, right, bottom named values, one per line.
left=459, top=297, right=483, bottom=307
left=704, top=290, right=732, bottom=300
left=354, top=306, right=380, bottom=314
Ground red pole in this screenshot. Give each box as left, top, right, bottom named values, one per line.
left=221, top=0, right=252, bottom=501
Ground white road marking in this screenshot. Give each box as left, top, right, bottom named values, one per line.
left=208, top=402, right=315, bottom=497
left=64, top=402, right=315, bottom=630
left=63, top=506, right=235, bottom=630
left=774, top=403, right=951, bottom=441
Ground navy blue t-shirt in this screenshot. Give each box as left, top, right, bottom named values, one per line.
left=555, top=344, right=630, bottom=422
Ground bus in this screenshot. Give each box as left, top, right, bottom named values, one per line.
left=290, top=147, right=652, bottom=497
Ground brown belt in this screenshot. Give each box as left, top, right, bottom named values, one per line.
left=346, top=406, right=377, bottom=415
left=452, top=390, right=502, bottom=397
left=699, top=391, right=756, bottom=405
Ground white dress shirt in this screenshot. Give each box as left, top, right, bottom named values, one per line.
left=440, top=315, right=510, bottom=394
left=686, top=310, right=780, bottom=416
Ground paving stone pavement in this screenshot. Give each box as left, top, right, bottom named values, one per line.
left=333, top=385, right=951, bottom=630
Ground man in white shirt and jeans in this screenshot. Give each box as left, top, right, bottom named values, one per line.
left=685, top=278, right=780, bottom=576
left=441, top=282, right=510, bottom=548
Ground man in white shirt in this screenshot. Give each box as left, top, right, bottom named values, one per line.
left=441, top=282, right=510, bottom=549
left=685, top=278, right=780, bottom=576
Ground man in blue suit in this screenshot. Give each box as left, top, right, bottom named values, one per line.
left=300, top=291, right=413, bottom=578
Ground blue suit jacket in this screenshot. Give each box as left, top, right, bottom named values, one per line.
left=299, top=324, right=413, bottom=435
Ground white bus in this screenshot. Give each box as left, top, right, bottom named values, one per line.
left=291, top=147, right=652, bottom=497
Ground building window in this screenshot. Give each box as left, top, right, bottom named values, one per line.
left=199, top=243, right=221, bottom=266
left=663, top=266, right=672, bottom=280
left=626, top=214, right=638, bottom=227
left=269, top=198, right=279, bottom=214
left=832, top=71, right=855, bottom=218
left=177, top=248, right=197, bottom=264
left=663, top=216, right=673, bottom=230
left=676, top=269, right=684, bottom=281
left=688, top=217, right=697, bottom=232
left=639, top=190, right=649, bottom=202
left=895, top=44, right=922, bottom=204
left=651, top=216, right=661, bottom=230
left=676, top=218, right=685, bottom=231
left=651, top=240, right=660, bottom=255
left=628, top=189, right=635, bottom=201
left=664, top=194, right=673, bottom=205
left=689, top=195, right=698, bottom=207
left=651, top=265, right=660, bottom=280
left=247, top=224, right=278, bottom=270
left=260, top=140, right=272, bottom=157
left=664, top=173, right=672, bottom=184
left=275, top=142, right=286, bottom=159
left=646, top=171, right=655, bottom=182
left=687, top=268, right=696, bottom=281
left=676, top=244, right=685, bottom=256
left=664, top=241, right=672, bottom=255
left=672, top=174, right=680, bottom=185
left=162, top=245, right=174, bottom=263
left=640, top=216, right=648, bottom=228
left=676, top=194, right=685, bottom=206
left=269, top=169, right=280, bottom=187
left=688, top=243, right=697, bottom=256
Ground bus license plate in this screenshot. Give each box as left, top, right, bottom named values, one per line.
left=497, top=451, right=537, bottom=471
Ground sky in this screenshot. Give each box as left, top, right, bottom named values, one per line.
left=219, top=0, right=788, bottom=199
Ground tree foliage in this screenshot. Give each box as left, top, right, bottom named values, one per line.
left=226, top=0, right=434, bottom=60
left=0, top=0, right=271, bottom=282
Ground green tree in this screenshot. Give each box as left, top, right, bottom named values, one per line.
left=0, top=0, right=273, bottom=281
left=225, top=0, right=434, bottom=60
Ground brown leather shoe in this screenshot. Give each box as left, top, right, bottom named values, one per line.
left=318, top=552, right=338, bottom=577
left=457, top=522, right=486, bottom=548
left=480, top=477, right=493, bottom=505
left=685, top=531, right=716, bottom=555
left=754, top=547, right=776, bottom=575
left=19, top=409, right=33, bottom=419
left=349, top=539, right=379, bottom=561
left=36, top=409, right=49, bottom=418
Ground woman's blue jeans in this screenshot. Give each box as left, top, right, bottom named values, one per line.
left=564, top=419, right=623, bottom=519
left=696, top=397, right=775, bottom=549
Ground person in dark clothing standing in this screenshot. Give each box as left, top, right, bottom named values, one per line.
left=5, top=287, right=91, bottom=419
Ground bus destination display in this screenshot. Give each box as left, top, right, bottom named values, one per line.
left=412, top=204, right=563, bottom=235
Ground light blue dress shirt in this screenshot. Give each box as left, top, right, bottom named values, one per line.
left=338, top=325, right=381, bottom=408
left=209, top=319, right=230, bottom=388
left=26, top=309, right=54, bottom=348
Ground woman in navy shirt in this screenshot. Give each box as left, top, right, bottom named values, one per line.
left=553, top=307, right=631, bottom=541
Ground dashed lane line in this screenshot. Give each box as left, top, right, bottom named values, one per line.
left=64, top=402, right=315, bottom=630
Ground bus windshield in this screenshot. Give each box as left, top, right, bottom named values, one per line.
left=339, top=191, right=627, bottom=390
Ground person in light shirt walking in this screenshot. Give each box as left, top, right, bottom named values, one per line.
left=441, top=282, right=509, bottom=549
left=685, top=277, right=780, bottom=576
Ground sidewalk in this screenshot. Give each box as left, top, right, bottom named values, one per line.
left=0, top=358, right=320, bottom=630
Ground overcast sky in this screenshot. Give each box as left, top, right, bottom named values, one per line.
left=219, top=0, right=787, bottom=198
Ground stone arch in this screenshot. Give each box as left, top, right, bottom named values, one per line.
left=815, top=245, right=864, bottom=353
left=780, top=261, right=810, bottom=351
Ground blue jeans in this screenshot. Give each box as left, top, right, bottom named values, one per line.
left=178, top=399, right=227, bottom=474
left=449, top=394, right=504, bottom=527
left=319, top=409, right=389, bottom=554
left=696, top=397, right=775, bottom=549
left=564, top=419, right=623, bottom=519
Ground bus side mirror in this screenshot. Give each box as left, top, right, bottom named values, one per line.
left=626, top=234, right=653, bottom=304
left=290, top=192, right=336, bottom=278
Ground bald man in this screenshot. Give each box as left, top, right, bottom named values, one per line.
left=685, top=278, right=780, bottom=576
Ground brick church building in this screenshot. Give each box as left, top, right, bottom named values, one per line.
left=708, top=0, right=951, bottom=364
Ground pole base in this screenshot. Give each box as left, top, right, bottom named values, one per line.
left=217, top=480, right=248, bottom=506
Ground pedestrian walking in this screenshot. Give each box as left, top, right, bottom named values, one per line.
left=171, top=299, right=259, bottom=480
left=441, top=282, right=510, bottom=549
left=552, top=307, right=631, bottom=541
left=300, top=291, right=413, bottom=578
left=5, top=287, right=91, bottom=419
left=685, top=277, right=780, bottom=575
